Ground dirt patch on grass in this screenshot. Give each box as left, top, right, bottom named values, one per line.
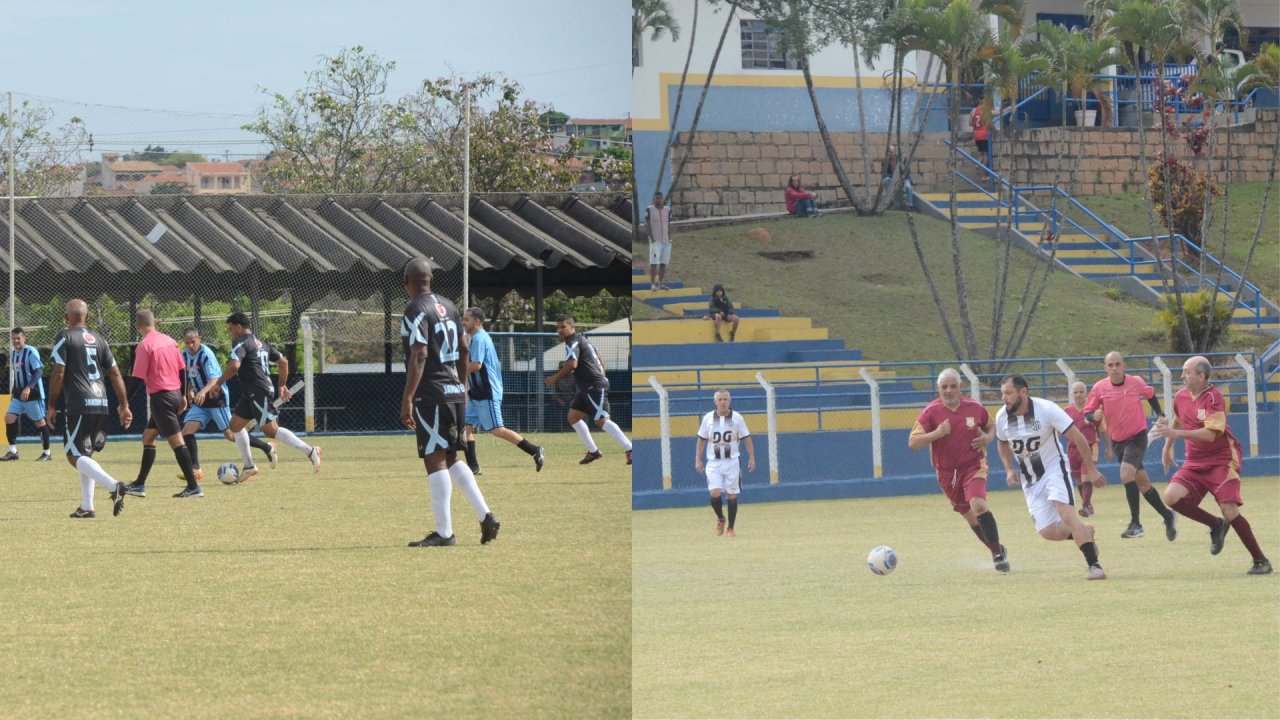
left=758, top=250, right=814, bottom=262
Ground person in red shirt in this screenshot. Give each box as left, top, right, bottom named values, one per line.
left=1153, top=356, right=1271, bottom=575
left=1063, top=381, right=1109, bottom=517
left=784, top=174, right=820, bottom=218
left=970, top=104, right=989, bottom=156
left=127, top=310, right=203, bottom=498
left=1083, top=351, right=1177, bottom=540
left=909, top=368, right=1008, bottom=572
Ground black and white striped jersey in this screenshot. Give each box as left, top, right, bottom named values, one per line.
left=995, top=397, right=1074, bottom=486
left=698, top=410, right=751, bottom=462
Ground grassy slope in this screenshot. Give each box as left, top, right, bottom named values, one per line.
left=0, top=433, right=630, bottom=720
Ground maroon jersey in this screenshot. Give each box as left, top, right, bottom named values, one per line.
left=910, top=397, right=990, bottom=471
left=1173, top=385, right=1241, bottom=467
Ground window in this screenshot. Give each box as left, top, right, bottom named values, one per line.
left=201, top=177, right=210, bottom=188
left=740, top=19, right=800, bottom=70
left=220, top=176, right=232, bottom=189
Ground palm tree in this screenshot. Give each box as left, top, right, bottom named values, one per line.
left=1023, top=21, right=1120, bottom=127
left=633, top=0, right=681, bottom=68
left=1180, top=0, right=1244, bottom=60
left=1235, top=42, right=1280, bottom=95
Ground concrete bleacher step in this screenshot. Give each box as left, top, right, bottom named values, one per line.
left=634, top=317, right=814, bottom=344
left=636, top=363, right=895, bottom=386
left=681, top=307, right=781, bottom=318
left=633, top=406, right=926, bottom=438
left=752, top=327, right=829, bottom=341
left=634, top=338, right=850, bottom=367
left=632, top=281, right=686, bottom=291
left=634, top=288, right=704, bottom=302
left=787, top=348, right=862, bottom=362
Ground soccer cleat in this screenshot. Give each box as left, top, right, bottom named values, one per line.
left=714, top=333, right=724, bottom=342
left=1247, top=559, right=1273, bottom=575
left=1120, top=523, right=1144, bottom=539
left=579, top=450, right=603, bottom=465
left=1165, top=511, right=1178, bottom=542
left=269, top=442, right=278, bottom=470
left=408, top=531, right=456, bottom=547
left=715, top=518, right=725, bottom=536
left=729, top=331, right=736, bottom=342
left=176, top=469, right=205, bottom=482
left=235, top=465, right=259, bottom=484
left=0, top=451, right=18, bottom=461
left=36, top=451, right=52, bottom=462
left=480, top=513, right=501, bottom=545
left=993, top=545, right=1011, bottom=573
left=173, top=486, right=204, bottom=499
left=122, top=483, right=147, bottom=498
left=1079, top=504, right=1094, bottom=518
left=1086, top=564, right=1108, bottom=581
left=1209, top=518, right=1231, bottom=555
left=533, top=446, right=545, bottom=472
left=726, top=527, right=736, bottom=537
left=69, top=507, right=96, bottom=519
left=111, top=484, right=126, bottom=517
left=625, top=450, right=632, bottom=465
left=470, top=465, right=484, bottom=476
left=308, top=446, right=322, bottom=473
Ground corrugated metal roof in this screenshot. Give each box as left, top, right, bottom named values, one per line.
left=0, top=192, right=634, bottom=301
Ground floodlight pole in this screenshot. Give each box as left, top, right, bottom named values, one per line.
left=461, top=84, right=470, bottom=313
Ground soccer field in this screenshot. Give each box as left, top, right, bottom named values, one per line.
left=633, top=478, right=1280, bottom=719
left=0, top=433, right=630, bottom=719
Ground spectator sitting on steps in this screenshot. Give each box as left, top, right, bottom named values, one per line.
left=784, top=175, right=820, bottom=218
left=703, top=284, right=740, bottom=342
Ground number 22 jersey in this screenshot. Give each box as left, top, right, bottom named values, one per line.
left=401, top=293, right=466, bottom=402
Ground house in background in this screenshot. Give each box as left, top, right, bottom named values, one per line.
left=185, top=162, right=252, bottom=194
left=99, top=155, right=179, bottom=192
left=565, top=118, right=632, bottom=151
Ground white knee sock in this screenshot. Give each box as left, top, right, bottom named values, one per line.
left=234, top=429, right=254, bottom=467
left=448, top=461, right=490, bottom=520
left=79, top=469, right=95, bottom=510
left=428, top=470, right=453, bottom=538
left=273, top=426, right=312, bottom=455
left=77, top=456, right=119, bottom=489
left=572, top=419, right=598, bottom=453
left=601, top=420, right=632, bottom=451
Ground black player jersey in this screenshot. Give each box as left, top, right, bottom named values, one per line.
left=565, top=333, right=608, bottom=390
left=401, top=293, right=466, bottom=401
left=50, top=326, right=117, bottom=415
left=230, top=332, right=281, bottom=396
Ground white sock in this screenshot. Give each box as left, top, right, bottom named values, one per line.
left=601, top=420, right=632, bottom=451
left=273, top=426, right=312, bottom=455
left=77, top=456, right=119, bottom=489
left=428, top=470, right=453, bottom=538
left=78, top=467, right=94, bottom=511
left=572, top=419, right=598, bottom=453
left=233, top=429, right=254, bottom=467
left=8, top=445, right=16, bottom=453
left=448, top=461, right=490, bottom=520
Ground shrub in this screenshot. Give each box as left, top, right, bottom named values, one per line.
left=1156, top=289, right=1233, bottom=353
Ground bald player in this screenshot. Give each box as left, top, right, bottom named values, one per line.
left=125, top=310, right=203, bottom=498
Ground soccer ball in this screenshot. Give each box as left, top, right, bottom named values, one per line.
left=867, top=545, right=898, bottom=576
left=217, top=462, right=240, bottom=485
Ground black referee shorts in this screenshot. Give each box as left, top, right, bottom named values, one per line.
left=145, top=389, right=185, bottom=438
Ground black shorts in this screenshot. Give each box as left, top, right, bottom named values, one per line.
left=64, top=413, right=108, bottom=458
left=146, top=390, right=185, bottom=438
left=570, top=385, right=611, bottom=420
left=412, top=396, right=467, bottom=458
left=1113, top=432, right=1149, bottom=471
left=233, top=388, right=278, bottom=426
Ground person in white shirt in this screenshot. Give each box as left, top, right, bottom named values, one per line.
left=646, top=191, right=672, bottom=290
left=995, top=375, right=1108, bottom=580
left=695, top=389, right=755, bottom=537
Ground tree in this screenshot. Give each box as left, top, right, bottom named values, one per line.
left=633, top=0, right=682, bottom=68
left=589, top=145, right=634, bottom=192
left=1023, top=22, right=1120, bottom=128
left=540, top=110, right=570, bottom=133
left=150, top=181, right=188, bottom=195
left=0, top=98, right=91, bottom=197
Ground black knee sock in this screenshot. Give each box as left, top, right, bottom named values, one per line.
left=727, top=498, right=738, bottom=529
left=465, top=440, right=479, bottom=469
left=516, top=439, right=538, bottom=456
left=249, top=436, right=273, bottom=459
left=710, top=495, right=724, bottom=520
left=173, top=445, right=198, bottom=488
left=977, top=511, right=1002, bottom=551
left=184, top=434, right=199, bottom=468
left=1143, top=487, right=1174, bottom=521
left=39, top=424, right=50, bottom=451
left=1080, top=541, right=1100, bottom=567
left=1124, top=482, right=1141, bottom=524
left=5, top=421, right=16, bottom=446
left=136, top=445, right=157, bottom=485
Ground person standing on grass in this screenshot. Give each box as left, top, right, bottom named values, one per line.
left=400, top=258, right=499, bottom=547
left=695, top=389, right=754, bottom=537
left=124, top=310, right=203, bottom=499
left=1083, top=351, right=1177, bottom=541
left=460, top=307, right=545, bottom=476
left=1063, top=381, right=1108, bottom=518
left=908, top=368, right=1009, bottom=573
left=544, top=315, right=632, bottom=466
left=996, top=375, right=1108, bottom=581
left=45, top=299, right=131, bottom=518
left=2, top=327, right=52, bottom=461
left=1153, top=357, right=1272, bottom=575
left=646, top=191, right=672, bottom=290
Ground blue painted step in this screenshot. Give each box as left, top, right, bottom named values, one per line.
left=634, top=281, right=686, bottom=291
left=641, top=294, right=710, bottom=308
left=635, top=339, right=849, bottom=367
left=787, top=349, right=863, bottom=362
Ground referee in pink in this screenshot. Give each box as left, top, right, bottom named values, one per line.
left=128, top=310, right=203, bottom=498
left=1083, top=351, right=1176, bottom=540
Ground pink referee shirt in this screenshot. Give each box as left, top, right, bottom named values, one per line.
left=132, top=331, right=185, bottom=394
left=1083, top=374, right=1154, bottom=443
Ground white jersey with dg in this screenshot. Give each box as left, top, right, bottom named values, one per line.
left=995, top=397, right=1076, bottom=531
left=698, top=410, right=751, bottom=494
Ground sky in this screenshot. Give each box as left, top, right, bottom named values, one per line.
left=0, top=0, right=629, bottom=159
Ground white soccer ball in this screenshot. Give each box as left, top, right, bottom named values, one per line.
left=217, top=462, right=240, bottom=485
left=867, top=545, right=898, bottom=576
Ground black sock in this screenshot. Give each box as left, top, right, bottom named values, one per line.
left=173, top=445, right=198, bottom=489
left=249, top=436, right=273, bottom=459
left=1080, top=541, right=1100, bottom=567
left=1124, top=482, right=1141, bottom=524
left=727, top=498, right=738, bottom=529
left=977, top=511, right=1001, bottom=547
left=5, top=421, right=15, bottom=446
left=710, top=495, right=724, bottom=520
left=39, top=424, right=50, bottom=451
left=517, top=439, right=538, bottom=456
left=184, top=434, right=199, bottom=468
left=136, top=445, right=157, bottom=485
left=465, top=440, right=479, bottom=469
left=1143, top=487, right=1174, bottom=522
